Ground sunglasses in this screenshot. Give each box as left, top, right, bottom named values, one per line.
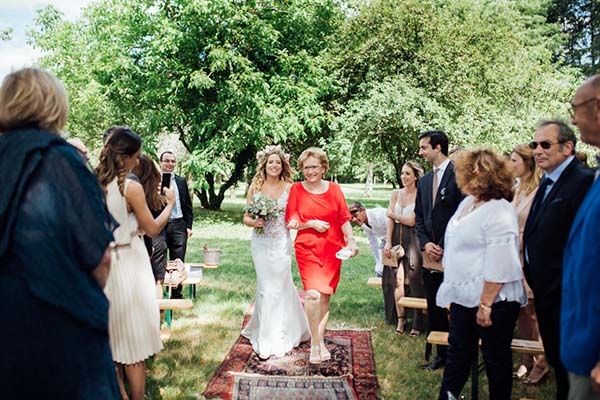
left=349, top=209, right=360, bottom=216
left=528, top=140, right=565, bottom=150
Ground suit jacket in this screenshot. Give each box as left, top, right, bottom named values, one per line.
left=561, top=176, right=600, bottom=375
left=174, top=175, right=193, bottom=230
left=523, top=158, right=593, bottom=308
left=415, top=161, right=464, bottom=250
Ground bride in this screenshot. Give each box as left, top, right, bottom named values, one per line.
left=242, top=145, right=310, bottom=359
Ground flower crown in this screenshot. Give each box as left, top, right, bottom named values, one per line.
left=256, top=144, right=290, bottom=163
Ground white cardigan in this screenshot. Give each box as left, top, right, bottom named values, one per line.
left=436, top=196, right=527, bottom=309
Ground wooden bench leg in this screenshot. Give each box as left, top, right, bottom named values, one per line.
left=164, top=287, right=172, bottom=329
left=188, top=283, right=197, bottom=298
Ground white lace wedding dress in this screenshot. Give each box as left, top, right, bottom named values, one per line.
left=241, top=190, right=310, bottom=358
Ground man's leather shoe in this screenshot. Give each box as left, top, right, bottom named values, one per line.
left=420, top=356, right=445, bottom=371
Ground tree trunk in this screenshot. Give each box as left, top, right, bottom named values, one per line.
left=364, top=162, right=373, bottom=198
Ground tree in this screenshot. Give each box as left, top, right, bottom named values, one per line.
left=547, top=0, right=600, bottom=75
left=29, top=0, right=343, bottom=209
left=326, top=0, right=580, bottom=186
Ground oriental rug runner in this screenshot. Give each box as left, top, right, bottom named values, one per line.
left=202, top=312, right=378, bottom=400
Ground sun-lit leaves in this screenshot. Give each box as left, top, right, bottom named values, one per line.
left=327, top=0, right=580, bottom=185
left=28, top=0, right=343, bottom=209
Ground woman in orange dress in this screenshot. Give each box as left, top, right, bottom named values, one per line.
left=286, top=147, right=358, bottom=364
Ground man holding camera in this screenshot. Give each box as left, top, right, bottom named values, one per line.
left=152, top=151, right=193, bottom=298
left=348, top=201, right=388, bottom=277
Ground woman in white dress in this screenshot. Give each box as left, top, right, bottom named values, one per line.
left=96, top=127, right=176, bottom=400
left=242, top=145, right=310, bottom=359
left=384, top=161, right=425, bottom=335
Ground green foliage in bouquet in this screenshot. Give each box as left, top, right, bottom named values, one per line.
left=242, top=193, right=283, bottom=234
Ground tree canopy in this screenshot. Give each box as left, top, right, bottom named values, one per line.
left=30, top=0, right=343, bottom=209
left=25, top=0, right=585, bottom=200
left=328, top=0, right=580, bottom=185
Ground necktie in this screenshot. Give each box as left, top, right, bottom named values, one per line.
left=530, top=176, right=553, bottom=218
left=432, top=168, right=439, bottom=204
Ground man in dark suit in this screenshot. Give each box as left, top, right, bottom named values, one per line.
left=151, top=151, right=194, bottom=298
left=414, top=130, right=464, bottom=371
left=523, top=120, right=593, bottom=400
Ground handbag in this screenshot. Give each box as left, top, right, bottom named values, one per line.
left=164, top=258, right=187, bottom=288
left=382, top=244, right=405, bottom=267
left=421, top=250, right=443, bottom=272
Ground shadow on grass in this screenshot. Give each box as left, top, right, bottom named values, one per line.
left=144, top=190, right=557, bottom=400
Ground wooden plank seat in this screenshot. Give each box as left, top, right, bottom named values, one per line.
left=367, top=277, right=382, bottom=287
left=159, top=299, right=194, bottom=336
left=426, top=330, right=544, bottom=400
left=158, top=299, right=194, bottom=310
left=426, top=331, right=544, bottom=354
left=397, top=296, right=427, bottom=310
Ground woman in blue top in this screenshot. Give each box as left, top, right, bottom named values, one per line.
left=0, top=68, right=120, bottom=398
left=436, top=148, right=527, bottom=400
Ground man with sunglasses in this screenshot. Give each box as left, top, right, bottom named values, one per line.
left=523, top=120, right=594, bottom=400
left=561, top=75, right=600, bottom=400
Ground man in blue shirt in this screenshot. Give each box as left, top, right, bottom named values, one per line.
left=564, top=75, right=600, bottom=399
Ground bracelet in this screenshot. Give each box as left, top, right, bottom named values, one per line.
left=479, top=302, right=492, bottom=311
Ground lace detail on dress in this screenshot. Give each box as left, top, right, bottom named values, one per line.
left=253, top=191, right=290, bottom=239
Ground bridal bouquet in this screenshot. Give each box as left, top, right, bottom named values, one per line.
left=243, top=193, right=283, bottom=234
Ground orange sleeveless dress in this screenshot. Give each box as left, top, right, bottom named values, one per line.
left=286, top=181, right=351, bottom=294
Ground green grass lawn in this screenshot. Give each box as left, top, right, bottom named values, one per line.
left=147, top=183, right=555, bottom=400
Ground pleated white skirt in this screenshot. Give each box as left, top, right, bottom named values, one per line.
left=105, top=235, right=163, bottom=364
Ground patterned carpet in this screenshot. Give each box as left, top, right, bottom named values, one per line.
left=231, top=374, right=358, bottom=400
left=202, top=314, right=378, bottom=400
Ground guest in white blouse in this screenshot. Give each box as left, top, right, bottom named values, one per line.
left=436, top=147, right=527, bottom=400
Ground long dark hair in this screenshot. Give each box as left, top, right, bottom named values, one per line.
left=132, top=155, right=165, bottom=212
left=95, top=126, right=141, bottom=195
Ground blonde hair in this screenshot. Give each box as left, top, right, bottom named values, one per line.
left=297, top=147, right=329, bottom=174
left=512, top=143, right=540, bottom=196
left=0, top=68, right=68, bottom=133
left=250, top=145, right=293, bottom=192
left=403, top=160, right=424, bottom=180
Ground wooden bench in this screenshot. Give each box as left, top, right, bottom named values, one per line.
left=427, top=331, right=544, bottom=355
left=158, top=299, right=194, bottom=338
left=397, top=296, right=427, bottom=311
left=427, top=331, right=544, bottom=400
left=158, top=298, right=194, bottom=311
left=367, top=277, right=382, bottom=287
left=182, top=276, right=202, bottom=298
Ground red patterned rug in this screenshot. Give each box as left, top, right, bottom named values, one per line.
left=203, top=312, right=378, bottom=400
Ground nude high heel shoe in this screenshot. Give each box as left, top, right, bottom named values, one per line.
left=309, top=345, right=322, bottom=364
left=395, top=316, right=406, bottom=334
left=320, top=342, right=331, bottom=361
